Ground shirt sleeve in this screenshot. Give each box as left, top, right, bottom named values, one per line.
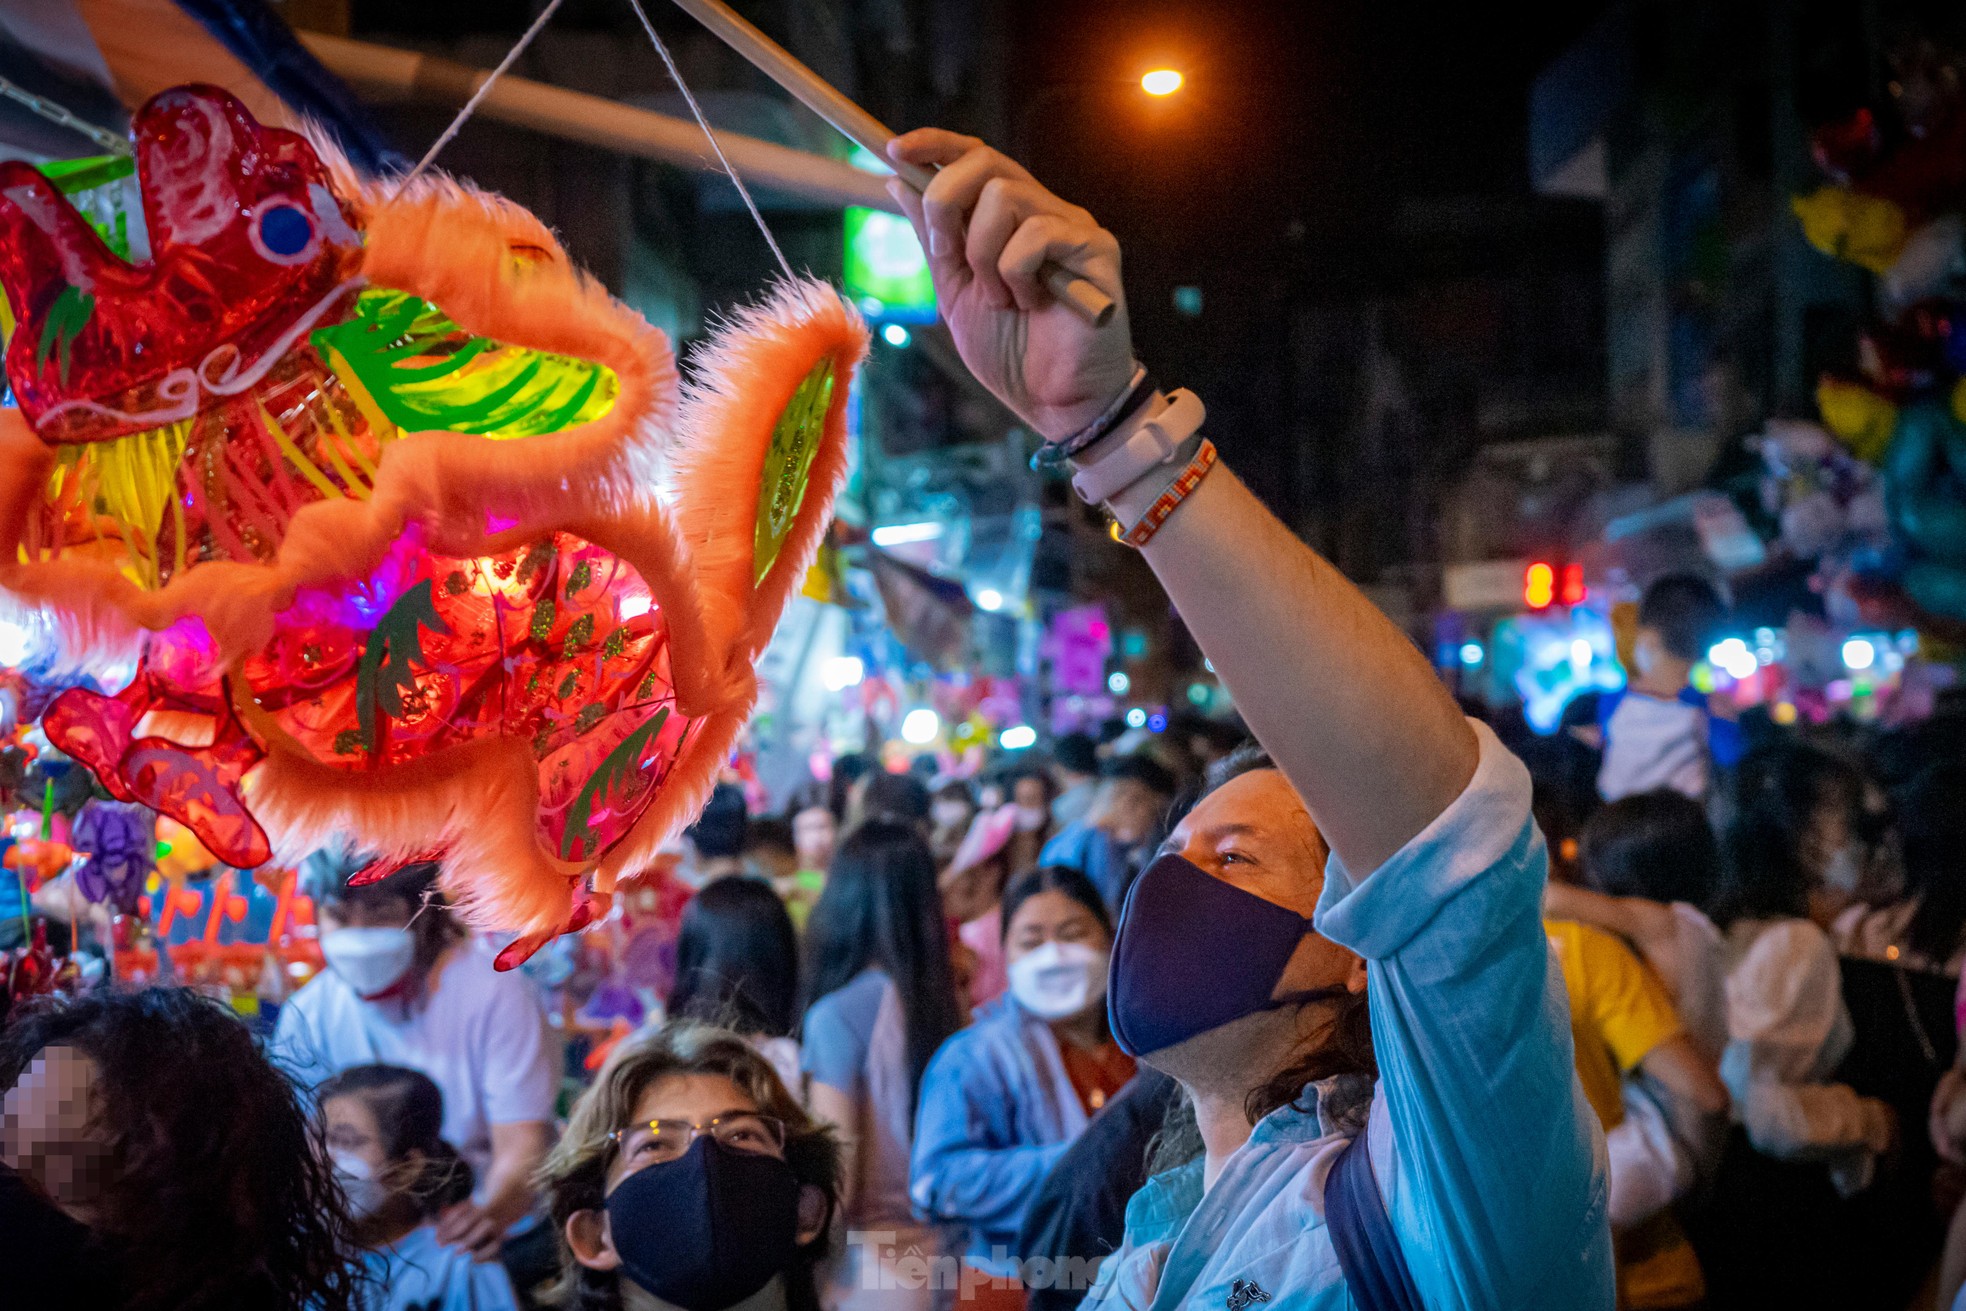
left=800, top=989, right=868, bottom=1096
left=908, top=1032, right=1071, bottom=1233
left=479, top=972, right=558, bottom=1125
left=1583, top=928, right=1685, bottom=1074
left=1721, top=919, right=1892, bottom=1166
left=1314, top=719, right=1613, bottom=1311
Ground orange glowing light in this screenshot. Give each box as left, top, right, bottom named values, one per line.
left=1524, top=562, right=1555, bottom=609
left=1142, top=69, right=1184, bottom=96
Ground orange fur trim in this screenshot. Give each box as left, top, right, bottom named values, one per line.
left=668, top=281, right=868, bottom=666
left=247, top=733, right=578, bottom=934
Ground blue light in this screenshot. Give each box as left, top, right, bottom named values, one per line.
left=1459, top=642, right=1484, bottom=666
left=1147, top=713, right=1168, bottom=733
left=882, top=323, right=911, bottom=348
left=1125, top=708, right=1147, bottom=729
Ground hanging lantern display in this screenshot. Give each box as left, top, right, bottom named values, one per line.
left=0, top=85, right=865, bottom=965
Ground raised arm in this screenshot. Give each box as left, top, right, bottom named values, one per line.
left=886, top=130, right=1475, bottom=876
left=1545, top=883, right=1680, bottom=962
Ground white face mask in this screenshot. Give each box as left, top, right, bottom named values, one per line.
left=321, top=926, right=418, bottom=999
left=1014, top=805, right=1050, bottom=833
left=330, top=1148, right=390, bottom=1218
left=1008, top=940, right=1109, bottom=1020
left=932, top=800, right=972, bottom=830
left=1822, top=843, right=1865, bottom=895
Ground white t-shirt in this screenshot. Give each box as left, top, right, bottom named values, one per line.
left=1599, top=692, right=1709, bottom=801
left=273, top=942, right=559, bottom=1195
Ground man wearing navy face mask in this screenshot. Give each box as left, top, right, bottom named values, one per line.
left=882, top=128, right=1613, bottom=1311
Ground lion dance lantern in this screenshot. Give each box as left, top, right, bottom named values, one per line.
left=0, top=86, right=865, bottom=965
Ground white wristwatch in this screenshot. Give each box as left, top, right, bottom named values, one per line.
left=1069, top=389, right=1208, bottom=507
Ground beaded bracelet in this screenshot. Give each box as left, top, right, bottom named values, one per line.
left=1119, top=438, right=1217, bottom=548
left=1031, top=365, right=1155, bottom=470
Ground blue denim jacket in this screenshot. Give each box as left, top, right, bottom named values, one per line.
left=910, top=992, right=1093, bottom=1275
left=1085, top=721, right=1615, bottom=1311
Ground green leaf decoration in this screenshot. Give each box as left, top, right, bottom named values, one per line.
left=753, top=358, right=835, bottom=584
left=530, top=598, right=557, bottom=642
left=561, top=707, right=669, bottom=861
left=354, top=579, right=451, bottom=752
left=312, top=288, right=619, bottom=439
left=37, top=286, right=94, bottom=386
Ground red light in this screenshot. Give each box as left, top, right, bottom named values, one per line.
left=1524, top=562, right=1554, bottom=609
left=1559, top=563, right=1586, bottom=607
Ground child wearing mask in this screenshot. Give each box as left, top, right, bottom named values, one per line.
left=273, top=860, right=558, bottom=1281
left=1598, top=575, right=1740, bottom=803
left=540, top=1022, right=840, bottom=1311
left=911, top=866, right=1132, bottom=1308
left=321, top=1064, right=521, bottom=1311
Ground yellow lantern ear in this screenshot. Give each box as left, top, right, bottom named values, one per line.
left=667, top=281, right=867, bottom=666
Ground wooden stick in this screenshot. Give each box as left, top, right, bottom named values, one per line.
left=665, top=0, right=1116, bottom=328
left=299, top=32, right=897, bottom=213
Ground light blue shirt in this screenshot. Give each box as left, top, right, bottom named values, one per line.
left=361, top=1225, right=521, bottom=1311
left=1086, top=721, right=1614, bottom=1311
left=910, top=992, right=1092, bottom=1275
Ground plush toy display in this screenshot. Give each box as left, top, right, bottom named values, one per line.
left=0, top=85, right=865, bottom=964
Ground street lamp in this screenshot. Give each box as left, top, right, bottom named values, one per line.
left=1141, top=69, right=1184, bottom=97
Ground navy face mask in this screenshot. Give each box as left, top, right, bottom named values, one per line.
left=605, top=1135, right=802, bottom=1311
left=1108, top=851, right=1349, bottom=1057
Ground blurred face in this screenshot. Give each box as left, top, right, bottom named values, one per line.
left=1, top=1045, right=109, bottom=1223
left=1005, top=889, right=1111, bottom=966
left=1104, top=780, right=1165, bottom=845
left=792, top=807, right=836, bottom=870
left=317, top=893, right=417, bottom=934
left=321, top=1092, right=389, bottom=1178
left=1144, top=769, right=1365, bottom=1093
left=1012, top=776, right=1050, bottom=812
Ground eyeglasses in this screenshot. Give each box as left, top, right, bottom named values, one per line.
left=607, top=1113, right=787, bottom=1164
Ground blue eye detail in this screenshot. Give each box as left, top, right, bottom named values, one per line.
left=258, top=205, right=313, bottom=257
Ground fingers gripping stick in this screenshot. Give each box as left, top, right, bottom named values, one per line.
left=665, top=0, right=1115, bottom=327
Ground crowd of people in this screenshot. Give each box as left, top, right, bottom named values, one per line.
left=6, top=126, right=1966, bottom=1311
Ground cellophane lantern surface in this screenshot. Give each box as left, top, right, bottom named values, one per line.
left=0, top=85, right=866, bottom=966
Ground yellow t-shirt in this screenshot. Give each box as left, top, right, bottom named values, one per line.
left=1544, top=918, right=1684, bottom=1130
left=1546, top=919, right=1704, bottom=1309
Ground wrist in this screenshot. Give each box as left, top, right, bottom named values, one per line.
left=1037, top=364, right=1150, bottom=456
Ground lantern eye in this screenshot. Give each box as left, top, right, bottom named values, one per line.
left=252, top=202, right=317, bottom=264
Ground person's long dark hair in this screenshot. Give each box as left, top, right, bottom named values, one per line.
left=0, top=986, right=362, bottom=1311
left=1895, top=762, right=1966, bottom=965
left=671, top=875, right=800, bottom=1037
left=1713, top=743, right=1865, bottom=928
left=801, top=821, right=962, bottom=1102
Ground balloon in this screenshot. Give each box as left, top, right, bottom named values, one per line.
left=0, top=86, right=867, bottom=965
left=1817, top=377, right=1899, bottom=463
left=1793, top=186, right=1908, bottom=273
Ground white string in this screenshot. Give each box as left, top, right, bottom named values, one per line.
left=0, top=74, right=128, bottom=155
left=625, top=0, right=796, bottom=282
left=395, top=0, right=569, bottom=195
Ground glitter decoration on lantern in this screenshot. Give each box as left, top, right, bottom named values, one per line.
left=0, top=86, right=866, bottom=967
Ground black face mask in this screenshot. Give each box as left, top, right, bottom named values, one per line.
left=605, top=1135, right=802, bottom=1311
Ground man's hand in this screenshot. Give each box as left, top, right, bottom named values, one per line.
left=886, top=129, right=1135, bottom=441
left=435, top=1197, right=507, bottom=1263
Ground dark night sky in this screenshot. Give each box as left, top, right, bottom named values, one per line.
left=1002, top=0, right=1611, bottom=381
